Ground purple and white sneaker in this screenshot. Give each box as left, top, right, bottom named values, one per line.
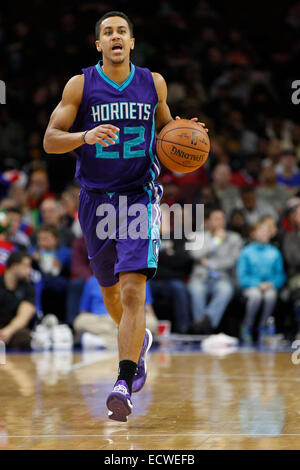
left=132, top=328, right=153, bottom=393
left=106, top=380, right=133, bottom=422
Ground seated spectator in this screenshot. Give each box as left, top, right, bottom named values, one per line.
left=160, top=166, right=209, bottom=204
left=282, top=203, right=300, bottom=339
left=31, top=197, right=75, bottom=247
left=31, top=224, right=71, bottom=322
left=188, top=207, right=243, bottom=333
left=260, top=215, right=282, bottom=250
left=26, top=168, right=55, bottom=211
left=0, top=211, right=16, bottom=275
left=237, top=218, right=286, bottom=344
left=73, top=277, right=157, bottom=348
left=231, top=155, right=262, bottom=189
left=60, top=184, right=81, bottom=238
left=212, top=163, right=239, bottom=217
left=276, top=150, right=300, bottom=191
left=228, top=208, right=250, bottom=241
left=6, top=207, right=31, bottom=249
left=150, top=208, right=193, bottom=334
left=257, top=164, right=290, bottom=214
left=0, top=251, right=36, bottom=350
left=236, top=186, right=278, bottom=225
left=66, top=235, right=93, bottom=326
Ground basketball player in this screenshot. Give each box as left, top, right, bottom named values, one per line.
left=44, top=11, right=208, bottom=422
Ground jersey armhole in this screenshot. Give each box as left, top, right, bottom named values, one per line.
left=77, top=71, right=86, bottom=116
left=149, top=71, right=159, bottom=107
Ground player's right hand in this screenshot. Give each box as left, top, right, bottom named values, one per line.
left=84, top=124, right=120, bottom=146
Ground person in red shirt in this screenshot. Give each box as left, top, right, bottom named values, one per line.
left=231, top=155, right=262, bottom=189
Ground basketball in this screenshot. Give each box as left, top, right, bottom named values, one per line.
left=156, top=119, right=210, bottom=173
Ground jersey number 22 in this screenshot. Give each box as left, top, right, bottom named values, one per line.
left=96, top=126, right=145, bottom=159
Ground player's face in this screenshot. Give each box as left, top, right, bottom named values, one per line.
left=96, top=17, right=134, bottom=64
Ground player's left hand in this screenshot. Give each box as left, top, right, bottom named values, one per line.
left=175, top=116, right=208, bottom=133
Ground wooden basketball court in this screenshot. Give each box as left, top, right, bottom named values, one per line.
left=0, top=346, right=299, bottom=450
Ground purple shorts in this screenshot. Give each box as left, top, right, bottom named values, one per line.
left=78, top=182, right=163, bottom=287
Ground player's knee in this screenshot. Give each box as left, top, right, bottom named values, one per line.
left=104, top=291, right=120, bottom=308
left=121, top=283, right=144, bottom=311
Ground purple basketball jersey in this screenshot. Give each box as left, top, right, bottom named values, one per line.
left=72, top=62, right=160, bottom=192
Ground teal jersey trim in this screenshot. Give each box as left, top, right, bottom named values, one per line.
left=95, top=62, right=135, bottom=91
left=144, top=185, right=158, bottom=269
left=149, top=103, right=158, bottom=181
left=106, top=192, right=115, bottom=199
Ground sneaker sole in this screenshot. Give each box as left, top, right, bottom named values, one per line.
left=107, top=395, right=132, bottom=422
left=132, top=328, right=153, bottom=393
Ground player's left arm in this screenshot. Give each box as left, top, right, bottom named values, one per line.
left=152, top=72, right=208, bottom=134
left=152, top=72, right=173, bottom=134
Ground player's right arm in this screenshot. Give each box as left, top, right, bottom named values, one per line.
left=43, top=75, right=120, bottom=154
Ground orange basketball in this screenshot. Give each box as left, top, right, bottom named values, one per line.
left=156, top=119, right=210, bottom=173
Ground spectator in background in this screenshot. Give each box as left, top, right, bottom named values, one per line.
left=60, top=184, right=81, bottom=238
left=0, top=251, right=35, bottom=350
left=228, top=208, right=249, bottom=241
left=280, top=197, right=300, bottom=234
left=0, top=211, right=15, bottom=275
left=31, top=197, right=74, bottom=247
left=26, top=168, right=54, bottom=211
left=281, top=123, right=300, bottom=162
left=257, top=164, right=290, bottom=215
left=66, top=235, right=92, bottom=326
left=31, top=224, right=71, bottom=322
left=231, top=155, right=262, bottom=189
left=211, top=163, right=239, bottom=217
left=260, top=215, right=281, bottom=250
left=276, top=150, right=300, bottom=191
left=236, top=186, right=278, bottom=225
left=282, top=203, right=300, bottom=339
left=237, top=218, right=286, bottom=344
left=73, top=278, right=157, bottom=349
left=150, top=207, right=193, bottom=334
left=188, top=207, right=243, bottom=333
left=6, top=207, right=31, bottom=249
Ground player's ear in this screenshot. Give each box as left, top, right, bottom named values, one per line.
left=130, top=38, right=135, bottom=50
left=95, top=40, right=102, bottom=52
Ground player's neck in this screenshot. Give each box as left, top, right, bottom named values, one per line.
left=101, top=59, right=131, bottom=85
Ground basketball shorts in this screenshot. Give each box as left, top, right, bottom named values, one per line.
left=78, top=182, right=163, bottom=287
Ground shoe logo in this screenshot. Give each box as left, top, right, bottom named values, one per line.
left=114, top=384, right=128, bottom=395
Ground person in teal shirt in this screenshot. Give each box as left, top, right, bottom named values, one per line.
left=237, top=217, right=286, bottom=344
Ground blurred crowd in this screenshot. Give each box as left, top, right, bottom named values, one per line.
left=0, top=0, right=300, bottom=348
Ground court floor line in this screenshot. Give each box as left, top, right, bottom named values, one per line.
left=155, top=373, right=300, bottom=382
left=69, top=352, right=115, bottom=371
left=5, top=433, right=300, bottom=438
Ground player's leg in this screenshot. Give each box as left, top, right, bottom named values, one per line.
left=118, top=271, right=146, bottom=363
left=100, top=283, right=123, bottom=325
left=106, top=271, right=146, bottom=422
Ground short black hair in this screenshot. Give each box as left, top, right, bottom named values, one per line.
left=240, top=186, right=256, bottom=195
left=204, top=204, right=223, bottom=219
left=6, top=251, right=30, bottom=269
left=95, top=11, right=133, bottom=40
left=38, top=224, right=59, bottom=238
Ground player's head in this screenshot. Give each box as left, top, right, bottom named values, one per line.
left=95, top=11, right=135, bottom=64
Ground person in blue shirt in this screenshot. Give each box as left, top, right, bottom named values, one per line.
left=276, top=150, right=300, bottom=189
left=73, top=276, right=157, bottom=349
left=237, top=217, right=286, bottom=344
